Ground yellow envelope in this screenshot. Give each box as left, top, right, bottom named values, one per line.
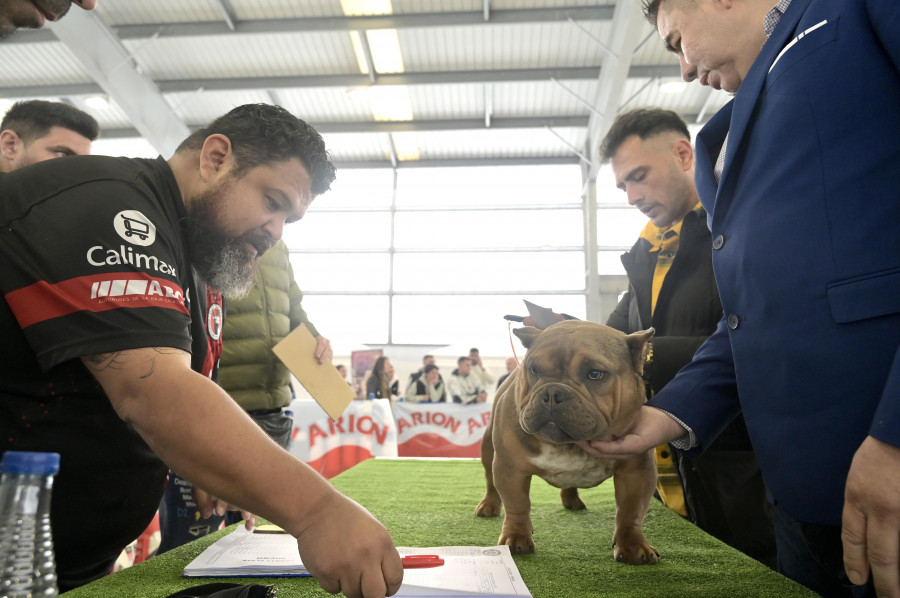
left=272, top=323, right=354, bottom=420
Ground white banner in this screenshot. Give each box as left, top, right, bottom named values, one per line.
left=392, top=401, right=492, bottom=458
left=289, top=398, right=398, bottom=479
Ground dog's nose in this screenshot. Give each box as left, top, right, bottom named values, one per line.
left=541, top=386, right=572, bottom=407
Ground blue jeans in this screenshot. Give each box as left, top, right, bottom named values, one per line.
left=774, top=505, right=876, bottom=597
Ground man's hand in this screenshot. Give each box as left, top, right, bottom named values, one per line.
left=315, top=335, right=333, bottom=365
left=476, top=391, right=487, bottom=403
left=842, top=436, right=900, bottom=597
left=576, top=406, right=688, bottom=459
left=297, top=492, right=403, bottom=598
left=193, top=486, right=257, bottom=530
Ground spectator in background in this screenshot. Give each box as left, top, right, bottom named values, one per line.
left=496, top=357, right=517, bottom=390
left=467, top=347, right=495, bottom=389
left=366, top=356, right=398, bottom=399
left=404, top=364, right=446, bottom=403
left=0, top=0, right=98, bottom=39
left=336, top=364, right=349, bottom=382
left=408, top=354, right=442, bottom=387
left=1, top=99, right=98, bottom=172
left=448, top=357, right=486, bottom=404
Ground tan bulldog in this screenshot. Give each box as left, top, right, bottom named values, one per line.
left=475, top=320, right=659, bottom=564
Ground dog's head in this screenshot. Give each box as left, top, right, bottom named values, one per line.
left=511, top=320, right=654, bottom=444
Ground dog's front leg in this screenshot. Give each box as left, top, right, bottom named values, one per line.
left=611, top=450, right=660, bottom=564
left=493, top=465, right=535, bottom=554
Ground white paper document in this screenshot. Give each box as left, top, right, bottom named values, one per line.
left=182, top=527, right=532, bottom=597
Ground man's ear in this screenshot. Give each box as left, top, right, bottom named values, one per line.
left=198, top=134, right=234, bottom=183
left=513, top=326, right=542, bottom=349
left=0, top=129, right=23, bottom=162
left=672, top=138, right=694, bottom=172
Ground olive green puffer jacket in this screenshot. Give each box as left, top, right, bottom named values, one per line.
left=218, top=241, right=319, bottom=411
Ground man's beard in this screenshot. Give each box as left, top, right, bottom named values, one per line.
left=185, top=184, right=271, bottom=297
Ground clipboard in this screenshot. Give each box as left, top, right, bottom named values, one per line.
left=271, top=323, right=354, bottom=420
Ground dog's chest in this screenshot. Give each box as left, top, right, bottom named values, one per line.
left=527, top=444, right=616, bottom=488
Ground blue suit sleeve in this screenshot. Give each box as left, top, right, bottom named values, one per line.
left=647, top=315, right=742, bottom=454
left=866, top=0, right=900, bottom=74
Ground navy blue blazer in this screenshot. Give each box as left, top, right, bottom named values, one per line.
left=648, top=0, right=900, bottom=525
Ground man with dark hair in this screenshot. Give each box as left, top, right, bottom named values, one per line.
left=0, top=103, right=402, bottom=596
left=467, top=347, right=495, bottom=389
left=600, top=107, right=774, bottom=567
left=404, top=363, right=446, bottom=403
left=582, top=1, right=900, bottom=596
left=0, top=0, right=97, bottom=39
left=0, top=99, right=99, bottom=172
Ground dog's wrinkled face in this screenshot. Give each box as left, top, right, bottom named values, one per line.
left=512, top=320, right=652, bottom=444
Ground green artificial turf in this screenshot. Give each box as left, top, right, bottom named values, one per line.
left=63, top=458, right=817, bottom=598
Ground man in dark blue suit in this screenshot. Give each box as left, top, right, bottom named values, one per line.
left=579, top=1, right=900, bottom=596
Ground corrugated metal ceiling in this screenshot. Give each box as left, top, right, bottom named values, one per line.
left=0, top=0, right=730, bottom=169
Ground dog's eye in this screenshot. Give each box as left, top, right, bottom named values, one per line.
left=529, top=365, right=538, bottom=376
left=587, top=370, right=605, bottom=381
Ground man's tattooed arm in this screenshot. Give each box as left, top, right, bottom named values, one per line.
left=82, top=347, right=188, bottom=379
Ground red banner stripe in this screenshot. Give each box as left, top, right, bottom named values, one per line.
left=5, top=272, right=188, bottom=329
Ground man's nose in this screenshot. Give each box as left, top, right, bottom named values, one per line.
left=680, top=55, right=697, bottom=82
left=625, top=186, right=641, bottom=206
left=73, top=0, right=99, bottom=10
left=263, top=219, right=285, bottom=243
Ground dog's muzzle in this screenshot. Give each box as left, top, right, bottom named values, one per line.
left=520, top=383, right=589, bottom=443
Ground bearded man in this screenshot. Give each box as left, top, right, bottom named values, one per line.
left=0, top=103, right=404, bottom=598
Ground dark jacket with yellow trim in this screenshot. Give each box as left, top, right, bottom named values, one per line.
left=218, top=241, right=319, bottom=412
left=607, top=207, right=723, bottom=395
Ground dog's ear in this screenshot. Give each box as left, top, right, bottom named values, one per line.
left=625, top=328, right=655, bottom=373
left=513, top=326, right=542, bottom=349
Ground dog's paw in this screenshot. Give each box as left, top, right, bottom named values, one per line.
left=475, top=498, right=502, bottom=518
left=613, top=538, right=660, bottom=565
left=499, top=531, right=535, bottom=555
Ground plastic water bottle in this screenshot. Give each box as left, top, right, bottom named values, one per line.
left=0, top=452, right=60, bottom=598
left=368, top=392, right=375, bottom=401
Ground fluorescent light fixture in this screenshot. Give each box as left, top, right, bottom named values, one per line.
left=84, top=96, right=110, bottom=109
left=348, top=31, right=370, bottom=74
left=346, top=86, right=371, bottom=102
left=340, top=0, right=391, bottom=15
left=366, top=29, right=404, bottom=73
left=659, top=80, right=688, bottom=94
left=368, top=86, right=413, bottom=121
left=392, top=131, right=420, bottom=161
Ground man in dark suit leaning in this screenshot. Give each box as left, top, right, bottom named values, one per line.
left=601, top=107, right=774, bottom=567
left=581, top=1, right=900, bottom=596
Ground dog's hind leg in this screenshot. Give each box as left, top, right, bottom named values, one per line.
left=560, top=487, right=586, bottom=510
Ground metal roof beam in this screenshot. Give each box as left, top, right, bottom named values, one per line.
left=98, top=116, right=591, bottom=139
left=0, top=65, right=682, bottom=99
left=584, top=0, right=648, bottom=179
left=47, top=10, right=189, bottom=156
left=334, top=156, right=581, bottom=169
left=5, top=6, right=614, bottom=44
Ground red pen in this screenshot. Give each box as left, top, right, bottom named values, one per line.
left=401, top=554, right=444, bottom=568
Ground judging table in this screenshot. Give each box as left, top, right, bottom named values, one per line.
left=63, top=459, right=816, bottom=598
